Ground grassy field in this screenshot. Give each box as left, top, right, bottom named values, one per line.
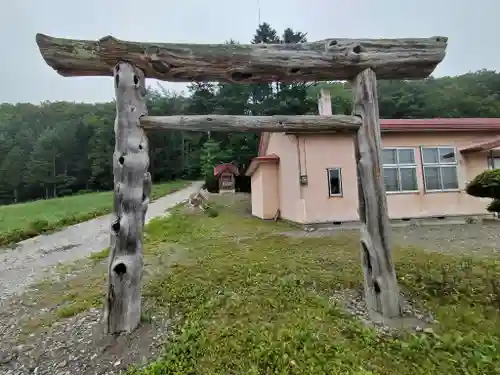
left=125, top=197, right=500, bottom=374
left=12, top=194, right=500, bottom=374
left=0, top=180, right=189, bottom=246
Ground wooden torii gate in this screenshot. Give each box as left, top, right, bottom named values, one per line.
left=35, top=33, right=448, bottom=335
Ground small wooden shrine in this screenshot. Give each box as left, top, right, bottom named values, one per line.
left=214, top=163, right=239, bottom=193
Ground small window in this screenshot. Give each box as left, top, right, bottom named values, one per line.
left=327, top=168, right=342, bottom=196
left=382, top=147, right=418, bottom=193
left=488, top=156, right=500, bottom=170
left=421, top=146, right=459, bottom=192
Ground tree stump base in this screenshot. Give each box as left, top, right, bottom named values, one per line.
left=331, top=289, right=436, bottom=336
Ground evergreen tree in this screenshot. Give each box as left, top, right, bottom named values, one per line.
left=24, top=128, right=59, bottom=198
left=0, top=146, right=25, bottom=202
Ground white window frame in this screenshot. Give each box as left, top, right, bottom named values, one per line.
left=382, top=147, right=419, bottom=194
left=327, top=168, right=343, bottom=197
left=488, top=155, right=500, bottom=170
left=420, top=146, right=459, bottom=193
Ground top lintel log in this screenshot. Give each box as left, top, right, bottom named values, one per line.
left=35, top=33, right=448, bottom=83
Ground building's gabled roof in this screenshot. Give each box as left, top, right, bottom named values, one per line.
left=214, top=163, right=240, bottom=177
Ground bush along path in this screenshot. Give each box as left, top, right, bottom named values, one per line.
left=0, top=181, right=203, bottom=301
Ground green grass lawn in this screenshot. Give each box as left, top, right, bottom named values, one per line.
left=127, top=196, right=500, bottom=375
left=0, top=180, right=189, bottom=246
left=16, top=194, right=500, bottom=374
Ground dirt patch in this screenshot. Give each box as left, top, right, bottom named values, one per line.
left=282, top=221, right=500, bottom=255
left=0, top=243, right=187, bottom=374
left=330, top=288, right=436, bottom=336
left=0, top=307, right=171, bottom=375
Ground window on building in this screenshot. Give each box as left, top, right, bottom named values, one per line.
left=421, top=146, right=459, bottom=191
left=327, top=168, right=342, bottom=196
left=488, top=156, right=500, bottom=170
left=382, top=148, right=418, bottom=192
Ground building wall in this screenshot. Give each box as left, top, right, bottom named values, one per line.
left=250, top=162, right=280, bottom=219
left=382, top=132, right=491, bottom=220
left=260, top=163, right=280, bottom=219
left=260, top=131, right=497, bottom=224
left=250, top=167, right=265, bottom=218
left=301, top=133, right=359, bottom=223
left=266, top=132, right=306, bottom=223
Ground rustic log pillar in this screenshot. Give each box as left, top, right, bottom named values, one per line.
left=351, top=68, right=401, bottom=319
left=104, top=61, right=150, bottom=334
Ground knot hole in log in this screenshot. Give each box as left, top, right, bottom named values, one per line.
left=328, top=40, right=338, bottom=48
left=231, top=72, right=253, bottom=82
left=133, top=75, right=139, bottom=86
left=151, top=60, right=170, bottom=74
left=362, top=241, right=372, bottom=274
left=118, top=156, right=125, bottom=165
left=352, top=45, right=363, bottom=54
left=373, top=279, right=381, bottom=294
left=112, top=220, right=120, bottom=233
left=114, top=263, right=127, bottom=276
left=361, top=241, right=380, bottom=294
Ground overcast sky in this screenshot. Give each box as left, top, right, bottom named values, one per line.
left=2, top=0, right=499, bottom=104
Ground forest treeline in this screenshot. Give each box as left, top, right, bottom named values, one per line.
left=1, top=23, right=500, bottom=204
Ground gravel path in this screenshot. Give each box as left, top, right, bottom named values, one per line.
left=283, top=220, right=500, bottom=255
left=0, top=182, right=203, bottom=301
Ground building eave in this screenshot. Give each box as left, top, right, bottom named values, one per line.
left=459, top=136, right=500, bottom=154
left=245, top=154, right=280, bottom=176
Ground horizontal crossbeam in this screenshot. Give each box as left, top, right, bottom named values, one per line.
left=35, top=33, right=448, bottom=82
left=139, top=115, right=362, bottom=132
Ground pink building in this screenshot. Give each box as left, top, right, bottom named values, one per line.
left=245, top=90, right=500, bottom=225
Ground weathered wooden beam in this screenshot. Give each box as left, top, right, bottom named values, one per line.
left=140, top=115, right=362, bottom=132
left=105, top=61, right=150, bottom=334
left=35, top=33, right=448, bottom=82
left=351, top=68, right=401, bottom=320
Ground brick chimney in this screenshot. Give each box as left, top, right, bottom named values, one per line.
left=317, top=88, right=332, bottom=115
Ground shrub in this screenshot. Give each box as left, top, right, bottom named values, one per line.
left=203, top=175, right=219, bottom=193
left=29, top=219, right=51, bottom=233
left=487, top=198, right=500, bottom=213
left=466, top=169, right=500, bottom=198
left=204, top=205, right=219, bottom=218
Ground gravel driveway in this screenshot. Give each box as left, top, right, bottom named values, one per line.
left=284, top=220, right=500, bottom=255
left=0, top=182, right=203, bottom=301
